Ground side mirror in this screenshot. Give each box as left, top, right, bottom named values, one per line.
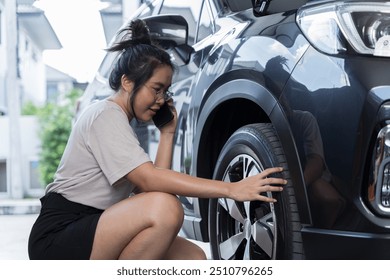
left=143, top=15, right=194, bottom=65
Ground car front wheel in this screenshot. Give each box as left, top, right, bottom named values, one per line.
left=208, top=123, right=304, bottom=259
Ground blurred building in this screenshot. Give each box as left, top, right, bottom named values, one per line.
left=0, top=0, right=62, bottom=198
left=0, top=0, right=62, bottom=110
left=46, top=65, right=87, bottom=104
left=99, top=0, right=143, bottom=45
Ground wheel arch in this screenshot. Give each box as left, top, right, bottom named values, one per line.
left=192, top=71, right=311, bottom=238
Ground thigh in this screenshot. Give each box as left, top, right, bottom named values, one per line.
left=90, top=192, right=182, bottom=259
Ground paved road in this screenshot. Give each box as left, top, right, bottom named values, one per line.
left=0, top=214, right=37, bottom=260
left=0, top=213, right=210, bottom=260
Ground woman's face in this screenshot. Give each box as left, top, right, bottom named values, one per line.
left=132, top=65, right=173, bottom=122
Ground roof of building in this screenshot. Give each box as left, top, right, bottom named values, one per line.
left=99, top=3, right=122, bottom=45
left=17, top=5, right=62, bottom=50
left=45, top=65, right=76, bottom=82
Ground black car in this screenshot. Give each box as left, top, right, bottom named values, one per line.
left=77, top=0, right=390, bottom=259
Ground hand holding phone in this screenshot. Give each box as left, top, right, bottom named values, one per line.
left=153, top=102, right=174, bottom=128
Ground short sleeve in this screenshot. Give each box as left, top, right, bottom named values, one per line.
left=87, top=106, right=151, bottom=185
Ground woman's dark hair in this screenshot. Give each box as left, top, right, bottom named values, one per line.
left=107, top=19, right=174, bottom=119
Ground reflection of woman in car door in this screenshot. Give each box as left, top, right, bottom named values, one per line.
left=264, top=56, right=345, bottom=229
left=289, top=109, right=346, bottom=229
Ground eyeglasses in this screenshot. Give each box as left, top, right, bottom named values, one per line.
left=144, top=84, right=174, bottom=101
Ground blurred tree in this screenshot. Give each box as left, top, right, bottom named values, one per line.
left=21, top=89, right=82, bottom=186
left=21, top=100, right=40, bottom=115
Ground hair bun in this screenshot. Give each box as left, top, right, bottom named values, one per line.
left=106, top=19, right=153, bottom=52
left=130, top=19, right=151, bottom=45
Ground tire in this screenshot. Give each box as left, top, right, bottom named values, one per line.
left=208, top=123, right=304, bottom=259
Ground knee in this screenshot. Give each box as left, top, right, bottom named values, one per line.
left=147, top=192, right=184, bottom=230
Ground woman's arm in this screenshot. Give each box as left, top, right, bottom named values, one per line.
left=127, top=162, right=285, bottom=202
left=154, top=132, right=175, bottom=169
left=154, top=99, right=177, bottom=169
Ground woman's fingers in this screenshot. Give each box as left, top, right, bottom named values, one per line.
left=258, top=184, right=284, bottom=192
left=259, top=167, right=283, bottom=178
left=260, top=177, right=287, bottom=186
left=256, top=194, right=278, bottom=203
left=256, top=168, right=286, bottom=202
left=230, top=167, right=287, bottom=202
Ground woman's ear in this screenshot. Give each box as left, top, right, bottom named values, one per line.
left=121, top=74, right=134, bottom=93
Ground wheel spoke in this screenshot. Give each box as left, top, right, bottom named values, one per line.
left=243, top=239, right=251, bottom=260
left=244, top=201, right=250, bottom=221
left=247, top=163, right=261, bottom=177
left=252, top=212, right=274, bottom=258
left=243, top=157, right=261, bottom=177
left=218, top=198, right=246, bottom=224
left=219, top=232, right=245, bottom=260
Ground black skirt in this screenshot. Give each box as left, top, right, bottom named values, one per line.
left=28, top=192, right=104, bottom=260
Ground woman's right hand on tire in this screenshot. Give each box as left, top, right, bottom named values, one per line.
left=229, top=167, right=286, bottom=202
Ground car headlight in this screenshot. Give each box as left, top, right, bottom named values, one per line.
left=297, top=1, right=390, bottom=57
left=369, top=124, right=390, bottom=216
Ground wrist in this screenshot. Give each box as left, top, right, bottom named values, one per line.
left=159, top=132, right=175, bottom=141
left=224, top=182, right=235, bottom=199
left=160, top=131, right=175, bottom=135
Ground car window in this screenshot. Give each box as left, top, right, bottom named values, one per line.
left=160, top=0, right=203, bottom=46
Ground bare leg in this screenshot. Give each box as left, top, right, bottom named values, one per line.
left=164, top=236, right=207, bottom=260
left=90, top=192, right=184, bottom=259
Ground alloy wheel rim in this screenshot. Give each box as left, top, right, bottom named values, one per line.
left=216, top=154, right=277, bottom=260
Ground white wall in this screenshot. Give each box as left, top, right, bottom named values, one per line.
left=0, top=1, right=6, bottom=72
left=18, top=31, right=46, bottom=105
left=0, top=2, right=47, bottom=110
left=0, top=1, right=7, bottom=111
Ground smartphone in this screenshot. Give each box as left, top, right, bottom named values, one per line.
left=153, top=102, right=174, bottom=128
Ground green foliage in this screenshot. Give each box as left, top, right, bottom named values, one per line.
left=21, top=100, right=40, bottom=115
left=32, top=89, right=82, bottom=186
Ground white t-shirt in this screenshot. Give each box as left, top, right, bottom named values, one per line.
left=46, top=99, right=151, bottom=209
